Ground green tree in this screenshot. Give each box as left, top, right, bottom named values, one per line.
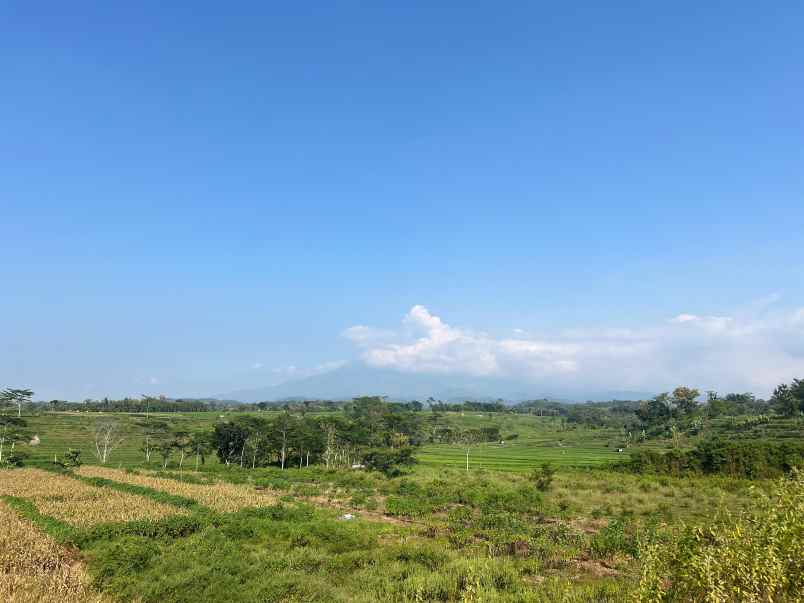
left=171, top=430, right=193, bottom=471
left=636, top=393, right=672, bottom=426
left=137, top=419, right=171, bottom=464
left=789, top=378, right=804, bottom=415
left=0, top=388, right=34, bottom=417
left=190, top=431, right=213, bottom=471
left=0, top=416, right=30, bottom=465
left=672, top=386, right=700, bottom=416
left=771, top=383, right=798, bottom=417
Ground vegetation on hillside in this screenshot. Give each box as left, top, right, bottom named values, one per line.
left=1, top=380, right=802, bottom=601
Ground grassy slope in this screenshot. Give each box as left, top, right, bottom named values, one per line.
left=418, top=413, right=659, bottom=470
left=16, top=410, right=803, bottom=472
left=17, top=411, right=273, bottom=467
left=18, top=411, right=633, bottom=470
left=5, top=410, right=800, bottom=602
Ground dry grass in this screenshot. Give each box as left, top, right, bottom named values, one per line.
left=76, top=466, right=277, bottom=513
left=0, top=468, right=184, bottom=526
left=0, top=501, right=112, bottom=602
left=548, top=470, right=758, bottom=520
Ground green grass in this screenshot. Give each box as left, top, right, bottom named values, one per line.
left=16, top=410, right=277, bottom=467
left=16, top=410, right=802, bottom=474
left=419, top=413, right=636, bottom=471
left=3, top=410, right=797, bottom=603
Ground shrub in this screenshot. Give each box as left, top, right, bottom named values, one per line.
left=624, top=439, right=804, bottom=478
left=590, top=517, right=638, bottom=558
left=362, top=447, right=417, bottom=477
left=637, top=471, right=804, bottom=601
left=531, top=463, right=556, bottom=492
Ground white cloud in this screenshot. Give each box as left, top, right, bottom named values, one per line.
left=148, top=376, right=159, bottom=385
left=344, top=303, right=804, bottom=396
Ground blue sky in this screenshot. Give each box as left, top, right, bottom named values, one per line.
left=2, top=2, right=803, bottom=400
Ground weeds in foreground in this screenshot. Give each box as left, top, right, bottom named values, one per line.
left=637, top=471, right=803, bottom=602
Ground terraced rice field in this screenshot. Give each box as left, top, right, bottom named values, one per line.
left=417, top=441, right=624, bottom=470
left=0, top=468, right=185, bottom=526
left=417, top=414, right=627, bottom=471
left=0, top=501, right=110, bottom=603
left=76, top=466, right=277, bottom=513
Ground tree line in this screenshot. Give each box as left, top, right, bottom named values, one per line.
left=208, top=396, right=502, bottom=475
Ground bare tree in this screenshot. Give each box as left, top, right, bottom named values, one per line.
left=93, top=419, right=125, bottom=464
left=271, top=412, right=295, bottom=470
left=456, top=429, right=481, bottom=473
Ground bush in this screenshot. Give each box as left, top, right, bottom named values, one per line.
left=362, top=447, right=417, bottom=477
left=637, top=471, right=804, bottom=601
left=1, top=451, right=27, bottom=467
left=624, top=439, right=804, bottom=478
left=64, top=448, right=82, bottom=467
left=590, top=517, right=638, bottom=558
left=531, top=463, right=556, bottom=492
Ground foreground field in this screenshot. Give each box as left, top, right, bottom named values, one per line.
left=0, top=468, right=184, bottom=526
left=3, top=407, right=802, bottom=601
left=2, top=461, right=801, bottom=602
left=76, top=465, right=277, bottom=513
left=0, top=501, right=109, bottom=603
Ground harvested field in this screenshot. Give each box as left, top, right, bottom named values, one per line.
left=0, top=501, right=111, bottom=602
left=0, top=468, right=184, bottom=526
left=76, top=466, right=277, bottom=513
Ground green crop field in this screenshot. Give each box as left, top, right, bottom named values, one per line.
left=418, top=413, right=626, bottom=470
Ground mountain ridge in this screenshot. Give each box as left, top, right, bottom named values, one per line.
left=219, top=363, right=653, bottom=403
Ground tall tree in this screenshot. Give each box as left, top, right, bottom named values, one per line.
left=190, top=431, right=213, bottom=471
left=771, top=383, right=798, bottom=417
left=137, top=419, right=171, bottom=464
left=1, top=388, right=34, bottom=417
left=171, top=430, right=193, bottom=471
left=672, top=387, right=700, bottom=416
left=789, top=379, right=804, bottom=415
left=455, top=429, right=482, bottom=473
left=269, top=412, right=298, bottom=470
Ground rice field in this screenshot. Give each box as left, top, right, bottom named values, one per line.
left=417, top=414, right=628, bottom=471
left=0, top=501, right=110, bottom=603
left=0, top=468, right=185, bottom=526
left=76, top=465, right=277, bottom=513
left=418, top=441, right=624, bottom=470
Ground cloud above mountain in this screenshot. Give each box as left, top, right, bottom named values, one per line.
left=344, top=303, right=804, bottom=396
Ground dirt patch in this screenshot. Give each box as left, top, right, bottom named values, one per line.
left=298, top=494, right=421, bottom=528
left=574, top=559, right=621, bottom=578
left=570, top=517, right=609, bottom=534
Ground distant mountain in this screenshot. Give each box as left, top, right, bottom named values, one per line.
left=220, top=363, right=653, bottom=403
